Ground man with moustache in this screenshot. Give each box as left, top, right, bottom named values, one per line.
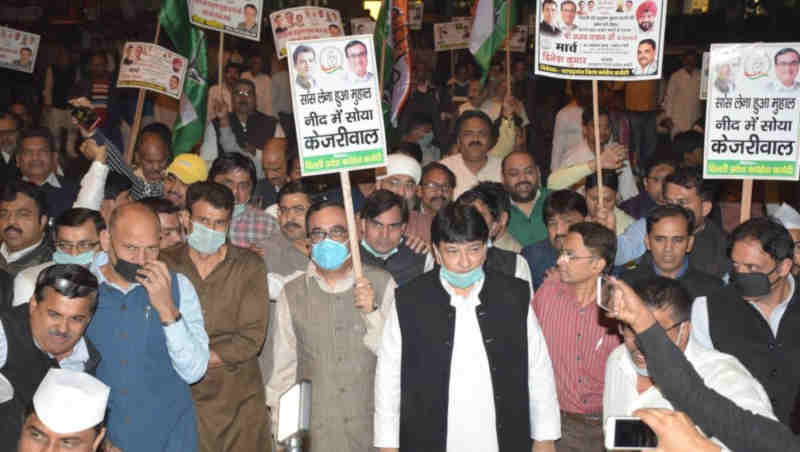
left=16, top=128, right=79, bottom=219
left=636, top=1, right=657, bottom=32
left=254, top=138, right=291, bottom=208
left=0, top=111, right=21, bottom=181
left=407, top=162, right=456, bottom=243
left=560, top=0, right=578, bottom=33
left=441, top=111, right=503, bottom=199
left=0, top=264, right=101, bottom=445
left=501, top=151, right=550, bottom=247
left=1, top=181, right=53, bottom=276
left=134, top=123, right=172, bottom=185
left=766, top=48, right=800, bottom=93
left=633, top=39, right=658, bottom=75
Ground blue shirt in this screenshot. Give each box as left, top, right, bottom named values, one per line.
left=90, top=252, right=209, bottom=383
left=615, top=218, right=647, bottom=266
left=654, top=256, right=689, bottom=279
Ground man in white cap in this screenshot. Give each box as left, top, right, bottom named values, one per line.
left=376, top=153, right=422, bottom=210
left=772, top=202, right=800, bottom=277
left=17, top=368, right=109, bottom=452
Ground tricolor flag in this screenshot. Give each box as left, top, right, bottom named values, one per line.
left=374, top=0, right=412, bottom=127
left=469, top=0, right=518, bottom=81
left=159, top=0, right=208, bottom=155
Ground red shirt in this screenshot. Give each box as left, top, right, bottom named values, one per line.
left=532, top=276, right=620, bottom=414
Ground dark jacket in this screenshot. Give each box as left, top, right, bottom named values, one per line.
left=521, top=239, right=559, bottom=291
left=360, top=242, right=426, bottom=287
left=690, top=220, right=731, bottom=278
left=0, top=269, right=12, bottom=312
left=620, top=253, right=723, bottom=299
left=0, top=238, right=54, bottom=277
left=618, top=192, right=658, bottom=220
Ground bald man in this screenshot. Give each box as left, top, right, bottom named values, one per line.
left=86, top=202, right=209, bottom=452
left=254, top=137, right=290, bottom=208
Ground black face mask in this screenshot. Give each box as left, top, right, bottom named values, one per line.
left=114, top=258, right=143, bottom=283
left=731, top=266, right=778, bottom=298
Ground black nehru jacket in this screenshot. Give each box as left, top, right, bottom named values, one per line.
left=394, top=269, right=532, bottom=451
left=689, top=220, right=731, bottom=279
left=359, top=241, right=426, bottom=287
left=706, top=284, right=800, bottom=427
left=621, top=252, right=723, bottom=300
left=0, top=305, right=101, bottom=445
left=0, top=269, right=12, bottom=312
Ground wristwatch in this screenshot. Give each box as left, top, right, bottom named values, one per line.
left=162, top=313, right=182, bottom=326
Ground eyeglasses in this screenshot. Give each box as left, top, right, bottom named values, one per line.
left=421, top=182, right=452, bottom=192
left=55, top=241, right=99, bottom=253
left=385, top=178, right=416, bottom=190
left=347, top=51, right=367, bottom=59
left=776, top=61, right=800, bottom=68
left=234, top=90, right=253, bottom=97
left=557, top=250, right=596, bottom=263
left=308, top=226, right=348, bottom=243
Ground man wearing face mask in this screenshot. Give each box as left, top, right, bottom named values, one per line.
left=160, top=182, right=270, bottom=452
left=603, top=276, right=776, bottom=449
left=13, top=208, right=105, bottom=307
left=87, top=202, right=210, bottom=452
left=267, top=200, right=397, bottom=451
left=359, top=190, right=429, bottom=287
left=402, top=115, right=440, bottom=165
left=374, top=204, right=560, bottom=452
left=209, top=153, right=278, bottom=256
left=691, top=217, right=800, bottom=428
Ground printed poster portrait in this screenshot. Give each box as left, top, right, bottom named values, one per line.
left=287, top=35, right=388, bottom=176
left=0, top=26, right=40, bottom=74
left=433, top=19, right=472, bottom=52
left=188, top=0, right=264, bottom=42
left=117, top=42, right=188, bottom=100
left=535, top=0, right=667, bottom=80
left=704, top=43, right=800, bottom=181
left=270, top=7, right=344, bottom=59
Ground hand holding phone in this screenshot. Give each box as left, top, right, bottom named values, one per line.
left=604, top=416, right=658, bottom=450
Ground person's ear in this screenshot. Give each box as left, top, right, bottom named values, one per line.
left=359, top=218, right=366, bottom=237
left=416, top=184, right=423, bottom=200
left=778, top=257, right=793, bottom=278
left=39, top=214, right=48, bottom=229
left=701, top=200, right=712, bottom=219
left=99, top=229, right=111, bottom=253
left=686, top=235, right=695, bottom=253
left=594, top=258, right=607, bottom=275
left=28, top=296, right=37, bottom=315
left=499, top=211, right=509, bottom=228
left=644, top=233, right=651, bottom=251
left=93, top=427, right=107, bottom=452
left=180, top=210, right=191, bottom=231
left=432, top=246, right=442, bottom=266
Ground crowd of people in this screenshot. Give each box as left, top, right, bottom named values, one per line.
left=2, top=9, right=800, bottom=452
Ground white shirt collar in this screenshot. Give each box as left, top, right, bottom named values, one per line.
left=23, top=172, right=61, bottom=188
left=0, top=150, right=10, bottom=164
left=0, top=237, right=44, bottom=263
left=304, top=260, right=355, bottom=294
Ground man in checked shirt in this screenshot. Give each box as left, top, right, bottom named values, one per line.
left=532, top=221, right=621, bottom=452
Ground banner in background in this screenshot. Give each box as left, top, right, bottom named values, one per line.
left=434, top=18, right=472, bottom=52
left=0, top=26, right=39, bottom=74
left=534, top=0, right=667, bottom=80
left=118, top=42, right=189, bottom=100
left=287, top=35, right=387, bottom=176
left=704, top=43, right=800, bottom=180
left=700, top=51, right=709, bottom=100
left=351, top=17, right=375, bottom=35
left=409, top=2, right=424, bottom=30
left=189, top=0, right=263, bottom=41
left=270, top=7, right=343, bottom=59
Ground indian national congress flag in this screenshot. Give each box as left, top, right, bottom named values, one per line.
left=159, top=0, right=208, bottom=155
left=375, top=0, right=412, bottom=127
left=469, top=0, right=518, bottom=81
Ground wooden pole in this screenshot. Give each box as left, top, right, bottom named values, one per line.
left=219, top=32, right=225, bottom=96
left=124, top=23, right=161, bottom=164
left=740, top=179, right=753, bottom=223
left=592, top=80, right=604, bottom=209
left=340, top=171, right=364, bottom=279
left=505, top=1, right=512, bottom=98
left=450, top=50, right=456, bottom=80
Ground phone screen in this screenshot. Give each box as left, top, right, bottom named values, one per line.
left=596, top=276, right=613, bottom=311
left=614, top=419, right=658, bottom=448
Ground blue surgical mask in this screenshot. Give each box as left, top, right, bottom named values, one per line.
left=187, top=222, right=227, bottom=254
left=361, top=239, right=398, bottom=260
left=311, top=238, right=350, bottom=270
left=440, top=265, right=485, bottom=289
left=233, top=203, right=247, bottom=218
left=53, top=249, right=95, bottom=266
left=633, top=363, right=649, bottom=377
left=417, top=131, right=434, bottom=148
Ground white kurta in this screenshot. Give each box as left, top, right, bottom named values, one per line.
left=560, top=138, right=639, bottom=202
left=663, top=67, right=702, bottom=139
left=551, top=104, right=584, bottom=171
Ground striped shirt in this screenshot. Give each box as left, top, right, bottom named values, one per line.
left=532, top=276, right=621, bottom=415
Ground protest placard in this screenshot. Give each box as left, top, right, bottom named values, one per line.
left=287, top=35, right=387, bottom=176
left=409, top=2, right=424, bottom=30
left=351, top=17, right=376, bottom=35
left=271, top=7, right=344, bottom=59
left=433, top=18, right=472, bottom=52
left=501, top=25, right=529, bottom=53
left=700, top=51, right=710, bottom=100
left=704, top=43, right=800, bottom=181
left=534, top=0, right=667, bottom=80
left=189, top=0, right=263, bottom=41
left=118, top=42, right=188, bottom=101
left=0, top=26, right=39, bottom=74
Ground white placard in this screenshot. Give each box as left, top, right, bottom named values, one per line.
left=350, top=17, right=376, bottom=35
left=700, top=51, right=709, bottom=100
left=0, top=26, right=39, bottom=74
left=704, top=43, right=800, bottom=180
left=189, top=0, right=264, bottom=41
left=117, top=42, right=189, bottom=100
left=287, top=35, right=388, bottom=176
left=534, top=0, right=667, bottom=80
left=409, top=2, right=424, bottom=30
left=270, top=7, right=344, bottom=59
left=433, top=18, right=472, bottom=52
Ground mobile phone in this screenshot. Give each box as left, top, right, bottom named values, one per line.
left=70, top=106, right=100, bottom=130
left=277, top=380, right=311, bottom=444
left=604, top=417, right=658, bottom=450
left=596, top=276, right=613, bottom=311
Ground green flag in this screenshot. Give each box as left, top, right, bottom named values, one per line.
left=375, top=0, right=411, bottom=133
left=159, top=0, right=208, bottom=156
left=469, top=0, right=518, bottom=82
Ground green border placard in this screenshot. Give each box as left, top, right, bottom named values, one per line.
left=302, top=148, right=386, bottom=175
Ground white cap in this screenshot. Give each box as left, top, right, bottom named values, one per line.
left=771, top=202, right=800, bottom=230
left=33, top=369, right=110, bottom=434
left=0, top=372, right=13, bottom=404
left=376, top=153, right=422, bottom=184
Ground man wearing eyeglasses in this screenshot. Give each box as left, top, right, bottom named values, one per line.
left=532, top=222, right=620, bottom=452
left=602, top=276, right=776, bottom=450
left=407, top=162, right=455, bottom=244
left=160, top=181, right=270, bottom=452
left=766, top=48, right=800, bottom=93
left=0, top=264, right=101, bottom=446
left=13, top=208, right=105, bottom=307
left=376, top=153, right=421, bottom=209
left=267, top=200, right=397, bottom=451
left=343, top=40, right=375, bottom=85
